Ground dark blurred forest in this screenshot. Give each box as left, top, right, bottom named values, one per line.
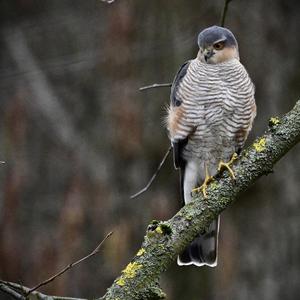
left=0, top=1, right=300, bottom=299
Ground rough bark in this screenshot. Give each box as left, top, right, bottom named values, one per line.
left=1, top=100, right=300, bottom=300
left=99, top=100, right=300, bottom=300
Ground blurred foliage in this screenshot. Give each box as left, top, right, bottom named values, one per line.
left=0, top=0, right=300, bottom=299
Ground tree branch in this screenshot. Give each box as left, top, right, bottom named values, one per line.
left=130, top=146, right=172, bottom=199
left=2, top=101, right=300, bottom=300
left=220, top=0, right=233, bottom=27
left=99, top=100, right=300, bottom=300
left=26, top=231, right=113, bottom=295
left=139, top=83, right=172, bottom=91
left=0, top=281, right=25, bottom=300
left=0, top=280, right=87, bottom=300
left=0, top=232, right=112, bottom=299
left=100, top=0, right=116, bottom=4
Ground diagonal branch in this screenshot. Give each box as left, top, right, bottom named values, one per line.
left=0, top=280, right=86, bottom=300
left=0, top=232, right=112, bottom=299
left=139, top=83, right=172, bottom=91
left=0, top=281, right=25, bottom=300
left=26, top=231, right=113, bottom=296
left=2, top=100, right=300, bottom=300
left=99, top=100, right=300, bottom=300
left=130, top=146, right=172, bottom=199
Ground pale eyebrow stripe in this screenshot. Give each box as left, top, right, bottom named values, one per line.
left=213, top=38, right=226, bottom=44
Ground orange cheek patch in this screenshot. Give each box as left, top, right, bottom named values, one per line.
left=167, top=106, right=184, bottom=138
left=251, top=102, right=257, bottom=115
left=215, top=47, right=238, bottom=63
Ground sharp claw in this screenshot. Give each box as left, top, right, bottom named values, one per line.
left=220, top=162, right=236, bottom=179
left=192, top=184, right=208, bottom=198
left=192, top=164, right=212, bottom=199
left=218, top=153, right=238, bottom=179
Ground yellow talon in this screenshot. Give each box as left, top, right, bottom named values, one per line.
left=192, top=164, right=213, bottom=198
left=218, top=153, right=238, bottom=179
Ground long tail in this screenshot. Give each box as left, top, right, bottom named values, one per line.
left=178, top=159, right=220, bottom=267
left=177, top=216, right=220, bottom=267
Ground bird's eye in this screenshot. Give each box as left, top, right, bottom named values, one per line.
left=213, top=41, right=225, bottom=50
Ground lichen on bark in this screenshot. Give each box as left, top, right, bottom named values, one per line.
left=99, top=100, right=300, bottom=300
left=1, top=101, right=300, bottom=300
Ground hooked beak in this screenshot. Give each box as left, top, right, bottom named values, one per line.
left=204, top=49, right=214, bottom=62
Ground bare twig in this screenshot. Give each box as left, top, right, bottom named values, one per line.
left=26, top=231, right=113, bottom=296
left=139, top=83, right=172, bottom=91
left=130, top=146, right=172, bottom=199
left=220, top=0, right=233, bottom=27
left=101, top=0, right=116, bottom=3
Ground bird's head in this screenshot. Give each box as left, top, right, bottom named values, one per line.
left=197, top=26, right=239, bottom=64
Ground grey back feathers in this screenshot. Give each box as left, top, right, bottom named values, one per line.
left=170, top=61, right=191, bottom=108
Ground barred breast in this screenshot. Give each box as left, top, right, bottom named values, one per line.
left=168, top=58, right=256, bottom=175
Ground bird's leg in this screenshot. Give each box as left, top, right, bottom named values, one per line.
left=192, top=163, right=213, bottom=199
left=218, top=153, right=238, bottom=179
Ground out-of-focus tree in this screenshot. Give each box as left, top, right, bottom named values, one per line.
left=0, top=1, right=300, bottom=299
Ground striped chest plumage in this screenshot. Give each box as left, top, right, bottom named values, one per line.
left=168, top=58, right=256, bottom=170
left=169, top=26, right=256, bottom=267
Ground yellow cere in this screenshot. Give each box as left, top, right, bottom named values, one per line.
left=253, top=137, right=266, bottom=152
left=136, top=248, right=146, bottom=256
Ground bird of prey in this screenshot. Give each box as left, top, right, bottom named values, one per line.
left=166, top=26, right=256, bottom=267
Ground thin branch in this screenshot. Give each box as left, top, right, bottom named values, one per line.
left=220, top=0, right=233, bottom=27
left=139, top=83, right=172, bottom=91
left=0, top=281, right=25, bottom=300
left=139, top=3, right=234, bottom=92
left=130, top=146, right=172, bottom=199
left=0, top=280, right=87, bottom=300
left=26, top=231, right=113, bottom=296
left=101, top=0, right=116, bottom=3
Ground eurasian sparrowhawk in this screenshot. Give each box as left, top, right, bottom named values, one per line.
left=167, top=26, right=256, bottom=267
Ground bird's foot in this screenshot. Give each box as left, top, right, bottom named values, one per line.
left=218, top=153, right=238, bottom=179
left=192, top=171, right=213, bottom=199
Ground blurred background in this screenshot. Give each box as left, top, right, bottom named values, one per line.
left=0, top=0, right=300, bottom=299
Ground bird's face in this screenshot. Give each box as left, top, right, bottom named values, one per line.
left=197, top=26, right=239, bottom=64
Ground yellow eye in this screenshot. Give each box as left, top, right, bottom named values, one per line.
left=213, top=41, right=225, bottom=50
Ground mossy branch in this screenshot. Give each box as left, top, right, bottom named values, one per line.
left=1, top=100, right=300, bottom=300
left=99, top=100, right=300, bottom=300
